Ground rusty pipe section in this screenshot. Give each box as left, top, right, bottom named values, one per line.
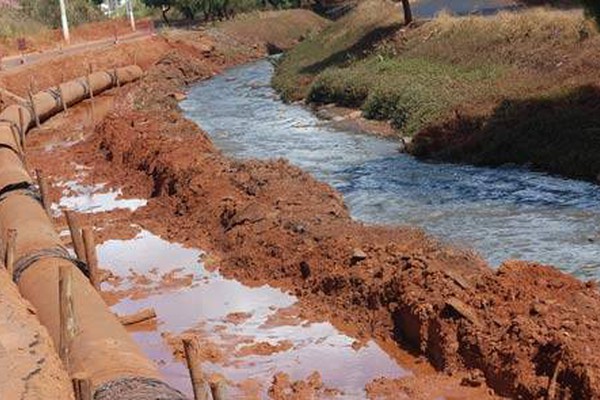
left=0, top=68, right=187, bottom=399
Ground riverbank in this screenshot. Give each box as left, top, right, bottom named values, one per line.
left=273, top=0, right=600, bottom=182
left=22, top=16, right=600, bottom=400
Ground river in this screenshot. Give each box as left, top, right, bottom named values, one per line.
left=181, top=59, right=600, bottom=280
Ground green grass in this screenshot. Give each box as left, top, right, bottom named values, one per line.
left=0, top=8, right=48, bottom=38
left=272, top=0, right=402, bottom=101
left=272, top=1, right=600, bottom=181
left=309, top=57, right=504, bottom=136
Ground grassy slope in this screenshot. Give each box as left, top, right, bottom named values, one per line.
left=272, top=0, right=401, bottom=100
left=273, top=2, right=600, bottom=181
left=216, top=9, right=330, bottom=51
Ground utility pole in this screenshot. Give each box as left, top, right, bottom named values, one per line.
left=59, top=0, right=71, bottom=44
left=127, top=0, right=136, bottom=32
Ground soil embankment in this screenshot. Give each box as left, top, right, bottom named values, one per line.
left=0, top=11, right=327, bottom=399
left=22, top=17, right=600, bottom=400
left=273, top=0, right=600, bottom=182
left=0, top=269, right=74, bottom=400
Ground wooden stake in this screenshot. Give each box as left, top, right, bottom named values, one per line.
left=182, top=338, right=213, bottom=400
left=82, top=228, right=99, bottom=290
left=117, top=307, right=157, bottom=325
left=72, top=376, right=92, bottom=400
left=17, top=106, right=25, bottom=140
left=86, top=75, right=94, bottom=100
left=114, top=67, right=120, bottom=88
left=5, top=229, right=17, bottom=281
left=35, top=169, right=51, bottom=215
left=59, top=264, right=75, bottom=369
left=210, top=379, right=227, bottom=400
left=9, top=124, right=23, bottom=156
left=64, top=210, right=86, bottom=262
left=27, top=90, right=40, bottom=128
left=58, top=84, right=68, bottom=113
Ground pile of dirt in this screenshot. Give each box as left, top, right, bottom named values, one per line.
left=0, top=270, right=73, bottom=400
left=58, top=36, right=600, bottom=399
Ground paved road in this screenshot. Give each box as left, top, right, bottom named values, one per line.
left=0, top=29, right=151, bottom=73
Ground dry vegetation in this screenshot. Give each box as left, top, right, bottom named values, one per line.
left=216, top=9, right=329, bottom=50
left=274, top=1, right=600, bottom=181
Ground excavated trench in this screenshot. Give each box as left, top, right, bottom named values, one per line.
left=57, top=169, right=414, bottom=398
left=25, top=36, right=599, bottom=398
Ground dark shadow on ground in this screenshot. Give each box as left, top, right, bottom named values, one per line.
left=299, top=23, right=402, bottom=75
left=411, top=84, right=600, bottom=182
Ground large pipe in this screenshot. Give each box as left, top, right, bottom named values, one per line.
left=0, top=67, right=186, bottom=399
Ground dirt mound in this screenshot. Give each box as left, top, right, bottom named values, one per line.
left=0, top=270, right=73, bottom=399
left=61, top=40, right=600, bottom=399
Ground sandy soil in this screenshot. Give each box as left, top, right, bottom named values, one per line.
left=0, top=269, right=74, bottom=400
left=13, top=15, right=600, bottom=400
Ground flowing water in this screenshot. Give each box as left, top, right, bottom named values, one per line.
left=181, top=59, right=600, bottom=280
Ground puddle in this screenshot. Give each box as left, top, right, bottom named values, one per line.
left=52, top=179, right=147, bottom=215
left=38, top=96, right=116, bottom=151
left=99, top=230, right=408, bottom=398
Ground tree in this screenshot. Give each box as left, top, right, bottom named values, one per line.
left=400, top=0, right=412, bottom=25
left=142, top=0, right=173, bottom=23
left=581, top=0, right=599, bottom=26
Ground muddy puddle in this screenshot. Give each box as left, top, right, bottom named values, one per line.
left=55, top=175, right=410, bottom=398
left=33, top=95, right=115, bottom=151
left=181, top=59, right=600, bottom=279
left=100, top=230, right=408, bottom=398
left=51, top=164, right=147, bottom=215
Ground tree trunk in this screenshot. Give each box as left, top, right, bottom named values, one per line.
left=401, top=0, right=413, bottom=25
left=161, top=4, right=171, bottom=25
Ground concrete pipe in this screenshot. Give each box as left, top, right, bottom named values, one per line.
left=0, top=148, right=34, bottom=191
left=26, top=65, right=143, bottom=125
left=0, top=66, right=187, bottom=399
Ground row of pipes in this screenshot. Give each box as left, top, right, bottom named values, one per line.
left=0, top=66, right=187, bottom=399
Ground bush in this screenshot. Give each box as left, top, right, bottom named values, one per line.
left=20, top=0, right=105, bottom=28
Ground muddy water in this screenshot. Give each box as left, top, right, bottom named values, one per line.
left=101, top=231, right=407, bottom=398
left=58, top=181, right=409, bottom=398
left=180, top=59, right=600, bottom=279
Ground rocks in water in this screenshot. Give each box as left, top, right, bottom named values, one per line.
left=398, top=136, right=413, bottom=153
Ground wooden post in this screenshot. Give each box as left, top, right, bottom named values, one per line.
left=182, top=338, right=213, bottom=400
left=5, top=229, right=17, bottom=281
left=87, top=76, right=94, bottom=101
left=117, top=307, right=157, bottom=325
left=58, top=84, right=68, bottom=113
left=27, top=90, right=40, bottom=128
left=9, top=124, right=23, bottom=156
left=17, top=106, right=26, bottom=141
left=210, top=379, right=227, bottom=400
left=35, top=169, right=51, bottom=215
left=72, top=376, right=92, bottom=400
left=59, top=264, right=75, bottom=369
left=64, top=210, right=86, bottom=262
left=82, top=228, right=99, bottom=290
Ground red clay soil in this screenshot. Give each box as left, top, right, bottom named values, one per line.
left=19, top=23, right=600, bottom=400
left=0, top=269, right=73, bottom=400
left=0, top=18, right=154, bottom=58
